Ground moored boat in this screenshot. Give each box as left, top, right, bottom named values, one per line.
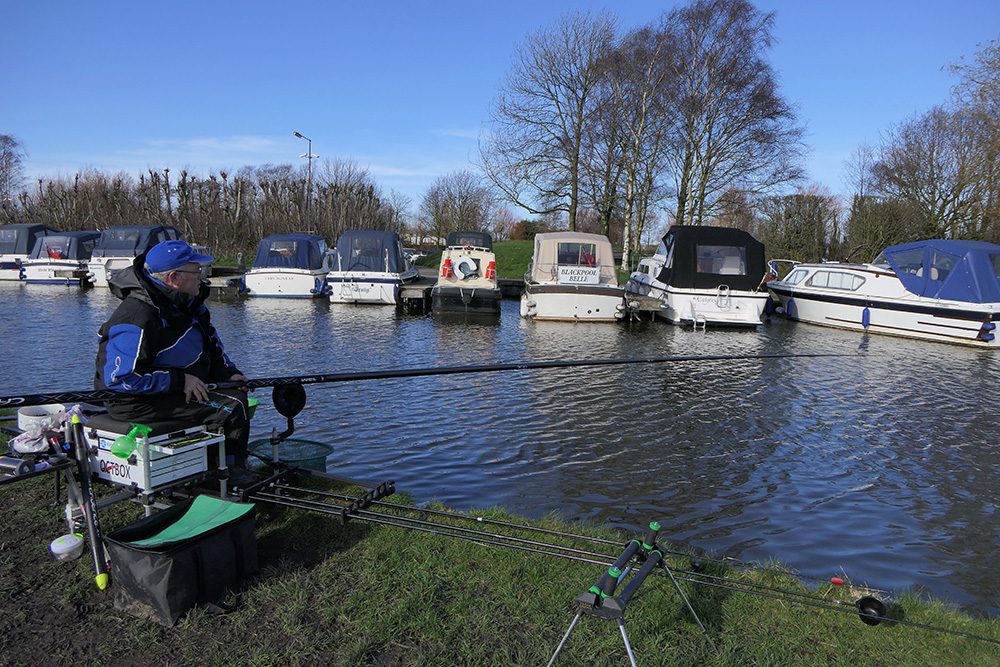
left=327, top=230, right=418, bottom=305
left=87, top=224, right=183, bottom=288
left=431, top=231, right=501, bottom=315
left=520, top=231, right=626, bottom=322
left=766, top=239, right=1000, bottom=347
left=240, top=234, right=333, bottom=298
left=0, top=223, right=57, bottom=281
left=20, top=230, right=101, bottom=285
left=625, top=225, right=770, bottom=327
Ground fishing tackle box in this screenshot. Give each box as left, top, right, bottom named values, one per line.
left=84, top=413, right=225, bottom=493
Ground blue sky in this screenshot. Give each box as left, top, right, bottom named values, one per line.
left=4, top=1, right=998, bottom=214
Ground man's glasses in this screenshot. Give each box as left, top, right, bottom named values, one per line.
left=172, top=268, right=205, bottom=275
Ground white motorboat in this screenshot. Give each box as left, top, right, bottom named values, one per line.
left=766, top=239, right=1000, bottom=347
left=432, top=231, right=501, bottom=315
left=20, top=231, right=101, bottom=285
left=0, top=223, right=57, bottom=281
left=240, top=234, right=333, bottom=298
left=327, top=230, right=418, bottom=305
left=87, top=225, right=182, bottom=288
left=625, top=225, right=770, bottom=327
left=520, top=231, right=627, bottom=322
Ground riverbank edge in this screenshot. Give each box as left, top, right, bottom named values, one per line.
left=1, top=422, right=998, bottom=666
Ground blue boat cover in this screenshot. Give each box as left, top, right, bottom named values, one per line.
left=445, top=231, right=493, bottom=251
left=0, top=223, right=57, bottom=254
left=92, top=225, right=182, bottom=257
left=333, top=230, right=407, bottom=273
left=251, top=234, right=329, bottom=270
left=879, top=239, right=1000, bottom=304
left=29, top=231, right=102, bottom=260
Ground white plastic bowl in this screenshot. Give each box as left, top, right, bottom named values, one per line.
left=17, top=404, right=65, bottom=431
left=50, top=533, right=85, bottom=562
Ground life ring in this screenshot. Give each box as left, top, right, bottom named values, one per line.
left=454, top=256, right=479, bottom=280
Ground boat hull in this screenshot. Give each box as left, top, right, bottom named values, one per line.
left=21, top=259, right=90, bottom=285
left=241, top=269, right=329, bottom=298
left=327, top=270, right=418, bottom=304
left=626, top=277, right=767, bottom=326
left=768, top=283, right=1000, bottom=347
left=520, top=283, right=626, bottom=321
left=431, top=286, right=502, bottom=314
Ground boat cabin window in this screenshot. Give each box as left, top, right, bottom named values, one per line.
left=695, top=245, right=746, bottom=275
left=784, top=269, right=809, bottom=285
left=889, top=248, right=924, bottom=276
left=991, top=254, right=1000, bottom=279
left=806, top=270, right=865, bottom=290
left=0, top=229, right=19, bottom=253
left=928, top=250, right=956, bottom=282
left=871, top=252, right=891, bottom=270
left=557, top=242, right=597, bottom=267
left=269, top=240, right=297, bottom=259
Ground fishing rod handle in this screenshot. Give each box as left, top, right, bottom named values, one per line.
left=593, top=540, right=641, bottom=597
left=618, top=550, right=663, bottom=605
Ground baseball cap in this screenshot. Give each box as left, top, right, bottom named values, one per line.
left=145, top=240, right=214, bottom=273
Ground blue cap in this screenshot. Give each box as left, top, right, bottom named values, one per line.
left=145, top=240, right=214, bottom=272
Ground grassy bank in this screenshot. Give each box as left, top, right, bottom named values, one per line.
left=415, top=240, right=534, bottom=280
left=1, top=450, right=998, bottom=666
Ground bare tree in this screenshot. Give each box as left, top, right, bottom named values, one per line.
left=872, top=107, right=988, bottom=239
left=599, top=21, right=675, bottom=272
left=662, top=0, right=805, bottom=226
left=479, top=10, right=617, bottom=231
left=0, top=135, right=27, bottom=222
left=418, top=170, right=496, bottom=244
left=758, top=186, right=840, bottom=262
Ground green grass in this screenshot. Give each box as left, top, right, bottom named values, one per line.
left=414, top=240, right=544, bottom=281
left=3, top=411, right=1000, bottom=665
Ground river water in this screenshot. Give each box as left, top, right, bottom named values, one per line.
left=2, top=282, right=998, bottom=616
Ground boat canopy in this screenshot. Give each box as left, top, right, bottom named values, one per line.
left=91, top=225, right=181, bottom=257
left=654, top=225, right=766, bottom=291
left=333, top=230, right=408, bottom=273
left=251, top=234, right=329, bottom=270
left=876, top=239, right=1000, bottom=304
left=28, top=231, right=101, bottom=260
left=0, top=223, right=57, bottom=255
left=528, top=231, right=618, bottom=285
left=445, top=231, right=493, bottom=251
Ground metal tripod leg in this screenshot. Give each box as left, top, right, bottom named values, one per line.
left=661, top=561, right=716, bottom=651
left=545, top=611, right=582, bottom=667
left=546, top=612, right=639, bottom=667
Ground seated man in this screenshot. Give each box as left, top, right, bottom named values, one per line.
left=94, top=240, right=251, bottom=472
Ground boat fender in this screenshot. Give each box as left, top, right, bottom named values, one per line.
left=786, top=298, right=795, bottom=319
left=455, top=256, right=479, bottom=280
left=862, top=306, right=870, bottom=329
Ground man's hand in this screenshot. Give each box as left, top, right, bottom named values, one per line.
left=183, top=374, right=209, bottom=404
left=229, top=373, right=250, bottom=392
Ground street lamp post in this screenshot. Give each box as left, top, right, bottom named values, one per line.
left=293, top=131, right=318, bottom=211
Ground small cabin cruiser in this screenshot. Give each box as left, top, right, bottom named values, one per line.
left=20, top=231, right=101, bottom=285
left=520, top=231, right=626, bottom=321
left=240, top=234, right=333, bottom=298
left=327, top=230, right=418, bottom=305
left=0, top=223, right=57, bottom=281
left=625, top=225, right=769, bottom=327
left=432, top=231, right=501, bottom=315
left=87, top=225, right=182, bottom=288
left=766, top=239, right=1000, bottom=347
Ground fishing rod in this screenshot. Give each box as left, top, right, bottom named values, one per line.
left=253, top=478, right=1000, bottom=647
left=0, top=352, right=854, bottom=408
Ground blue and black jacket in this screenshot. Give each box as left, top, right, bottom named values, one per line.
left=94, top=251, right=241, bottom=395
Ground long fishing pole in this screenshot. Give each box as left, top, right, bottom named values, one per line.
left=0, top=352, right=855, bottom=408
left=252, top=480, right=1000, bottom=647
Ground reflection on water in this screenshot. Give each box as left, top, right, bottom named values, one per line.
left=2, top=284, right=999, bottom=616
